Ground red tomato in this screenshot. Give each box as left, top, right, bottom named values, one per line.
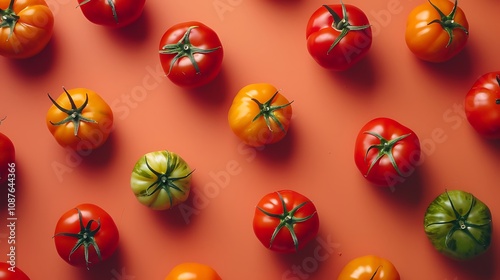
left=165, top=263, right=222, bottom=280
left=159, top=21, right=223, bottom=88
left=405, top=0, right=469, bottom=63
left=465, top=72, right=500, bottom=139
left=306, top=2, right=372, bottom=71
left=53, top=203, right=119, bottom=268
left=0, top=262, right=29, bottom=280
left=0, top=125, right=14, bottom=185
left=77, top=0, right=145, bottom=28
left=0, top=0, right=54, bottom=59
left=337, top=255, right=400, bottom=280
left=253, top=190, right=319, bottom=253
left=354, top=118, right=421, bottom=187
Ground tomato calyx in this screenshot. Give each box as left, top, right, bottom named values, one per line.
left=53, top=208, right=103, bottom=269
left=0, top=0, right=20, bottom=39
left=48, top=87, right=98, bottom=137
left=364, top=131, right=411, bottom=177
left=159, top=26, right=221, bottom=75
left=323, top=2, right=370, bottom=54
left=257, top=192, right=317, bottom=252
left=251, top=90, right=293, bottom=133
left=427, top=0, right=468, bottom=47
left=78, top=0, right=118, bottom=23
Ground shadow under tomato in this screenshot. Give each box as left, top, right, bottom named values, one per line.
left=150, top=186, right=201, bottom=229
left=77, top=131, right=118, bottom=170
left=6, top=35, right=57, bottom=78
left=327, top=53, right=378, bottom=93
left=435, top=244, right=496, bottom=280
left=183, top=66, right=231, bottom=109
left=253, top=125, right=297, bottom=164
left=105, top=6, right=151, bottom=45
left=75, top=244, right=126, bottom=280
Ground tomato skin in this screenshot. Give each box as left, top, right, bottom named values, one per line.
left=228, top=83, right=293, bottom=147
left=0, top=0, right=54, bottom=59
left=0, top=132, right=14, bottom=185
left=337, top=255, right=400, bottom=280
left=405, top=0, right=469, bottom=63
left=159, top=21, right=223, bottom=88
left=165, top=263, right=222, bottom=280
left=53, top=203, right=119, bottom=268
left=354, top=118, right=421, bottom=187
left=306, top=3, right=372, bottom=71
left=464, top=72, right=500, bottom=139
left=0, top=262, right=30, bottom=280
left=77, top=0, right=145, bottom=28
left=46, top=87, right=114, bottom=152
left=253, top=190, right=319, bottom=253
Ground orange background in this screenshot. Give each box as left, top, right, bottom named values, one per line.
left=1, top=0, right=500, bottom=279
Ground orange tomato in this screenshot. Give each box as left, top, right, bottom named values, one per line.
left=337, top=255, right=400, bottom=280
left=405, top=0, right=468, bottom=63
left=165, top=263, right=222, bottom=280
left=0, top=0, right=54, bottom=59
left=227, top=83, right=293, bottom=147
left=46, top=87, right=114, bottom=152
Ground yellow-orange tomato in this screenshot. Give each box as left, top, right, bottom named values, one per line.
left=405, top=0, right=468, bottom=63
left=165, top=263, right=222, bottom=280
left=337, top=255, right=400, bottom=280
left=0, top=0, right=54, bottom=59
left=46, top=87, right=114, bottom=152
left=228, top=83, right=293, bottom=147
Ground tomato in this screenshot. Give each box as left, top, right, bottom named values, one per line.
left=0, top=0, right=54, bottom=59
left=337, top=255, right=400, bottom=280
left=0, top=262, right=29, bottom=280
left=464, top=72, right=500, bottom=139
left=53, top=203, right=119, bottom=268
left=46, top=87, right=114, bottom=152
left=354, top=118, right=421, bottom=187
left=253, top=190, right=319, bottom=253
left=0, top=121, right=14, bottom=185
left=130, top=150, right=194, bottom=210
left=165, top=263, right=222, bottom=280
left=228, top=83, right=293, bottom=147
left=405, top=0, right=469, bottom=63
left=306, top=2, right=372, bottom=71
left=159, top=21, right=223, bottom=88
left=77, top=0, right=145, bottom=28
left=424, top=190, right=492, bottom=260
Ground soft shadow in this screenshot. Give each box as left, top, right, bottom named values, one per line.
left=105, top=7, right=151, bottom=44
left=437, top=245, right=496, bottom=280
left=76, top=245, right=126, bottom=280
left=184, top=67, right=230, bottom=108
left=151, top=185, right=201, bottom=228
left=327, top=54, right=378, bottom=92
left=254, top=125, right=297, bottom=163
left=7, top=36, right=57, bottom=77
left=79, top=131, right=117, bottom=169
left=413, top=46, right=474, bottom=82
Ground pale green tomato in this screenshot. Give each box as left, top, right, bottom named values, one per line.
left=130, top=151, right=193, bottom=210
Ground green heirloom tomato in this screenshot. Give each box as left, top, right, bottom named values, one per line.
left=130, top=150, right=194, bottom=210
left=424, top=190, right=492, bottom=260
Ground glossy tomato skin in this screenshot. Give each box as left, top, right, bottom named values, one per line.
left=337, top=255, right=400, bottom=280
left=159, top=21, right=223, bottom=88
left=46, top=88, right=114, bottom=152
left=424, top=190, right=492, bottom=260
left=465, top=72, right=500, bottom=139
left=306, top=4, right=372, bottom=71
left=130, top=150, right=193, bottom=210
left=354, top=118, right=421, bottom=187
left=0, top=132, right=14, bottom=185
left=228, top=83, right=293, bottom=147
left=405, top=0, right=469, bottom=63
left=165, top=263, right=222, bottom=280
left=54, top=203, right=119, bottom=268
left=0, top=262, right=30, bottom=280
left=77, top=0, right=145, bottom=28
left=253, top=190, right=319, bottom=253
left=0, top=0, right=54, bottom=59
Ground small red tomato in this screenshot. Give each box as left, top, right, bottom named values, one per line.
left=465, top=72, right=500, bottom=139
left=77, top=0, right=146, bottom=28
left=253, top=190, right=319, bottom=253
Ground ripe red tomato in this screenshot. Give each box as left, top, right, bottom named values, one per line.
left=337, top=255, right=400, bottom=280
left=77, top=0, right=145, bottom=28
left=306, top=2, right=372, bottom=71
left=53, top=203, right=119, bottom=268
left=0, top=0, right=54, bottom=59
left=253, top=190, right=319, bottom=253
left=159, top=21, right=223, bottom=88
left=165, top=263, right=222, bottom=280
left=405, top=0, right=469, bottom=63
left=465, top=72, right=500, bottom=139
left=0, top=262, right=29, bottom=280
left=0, top=127, right=14, bottom=185
left=354, top=118, right=421, bottom=187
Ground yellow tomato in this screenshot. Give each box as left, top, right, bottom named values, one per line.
left=165, top=263, right=222, bottom=280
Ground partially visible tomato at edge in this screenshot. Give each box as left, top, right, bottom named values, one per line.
left=337, top=255, right=400, bottom=280
left=0, top=262, right=30, bottom=280
left=77, top=0, right=146, bottom=28
left=0, top=128, right=15, bottom=186
left=165, top=262, right=222, bottom=280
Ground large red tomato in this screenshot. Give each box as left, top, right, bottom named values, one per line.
left=354, top=118, right=421, bottom=187
left=53, top=203, right=119, bottom=268
left=306, top=2, right=372, bottom=71
left=159, top=21, right=223, bottom=88
left=253, top=190, right=319, bottom=253
left=0, top=262, right=29, bottom=280
left=465, top=72, right=500, bottom=139
left=77, top=0, right=146, bottom=28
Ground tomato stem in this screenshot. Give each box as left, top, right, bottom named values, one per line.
left=427, top=0, right=468, bottom=48
left=370, top=265, right=382, bottom=280
left=0, top=0, right=20, bottom=39
left=77, top=0, right=118, bottom=23
left=363, top=132, right=411, bottom=178
left=250, top=90, right=293, bottom=133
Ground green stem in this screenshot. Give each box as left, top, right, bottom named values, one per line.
left=0, top=0, right=20, bottom=38
left=427, top=0, right=468, bottom=47
left=251, top=90, right=293, bottom=133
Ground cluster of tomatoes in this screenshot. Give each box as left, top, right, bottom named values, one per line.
left=1, top=0, right=499, bottom=278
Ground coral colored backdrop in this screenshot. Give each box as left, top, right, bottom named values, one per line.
left=1, top=0, right=500, bottom=279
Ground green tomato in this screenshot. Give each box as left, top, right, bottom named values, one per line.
left=130, top=150, right=194, bottom=210
left=424, top=190, right=492, bottom=260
